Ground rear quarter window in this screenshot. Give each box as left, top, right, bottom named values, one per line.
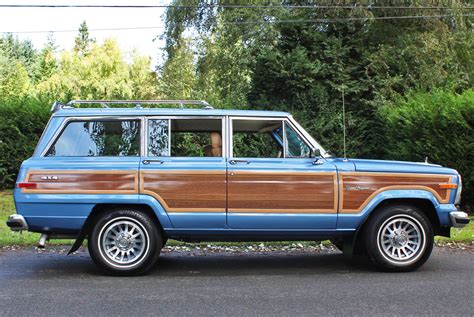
left=46, top=120, right=140, bottom=157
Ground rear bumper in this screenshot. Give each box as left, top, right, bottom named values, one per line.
left=6, top=214, right=28, bottom=231
left=449, top=211, right=470, bottom=228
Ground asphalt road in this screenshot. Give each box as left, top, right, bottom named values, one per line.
left=0, top=246, right=472, bottom=316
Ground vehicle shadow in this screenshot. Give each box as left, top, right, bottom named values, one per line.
left=2, top=249, right=376, bottom=278
left=147, top=251, right=374, bottom=277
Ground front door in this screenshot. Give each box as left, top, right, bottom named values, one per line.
left=140, top=116, right=227, bottom=229
left=227, top=117, right=337, bottom=229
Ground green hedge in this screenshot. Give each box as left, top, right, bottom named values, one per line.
left=379, top=89, right=474, bottom=210
left=1, top=91, right=472, bottom=210
left=0, top=98, right=50, bottom=187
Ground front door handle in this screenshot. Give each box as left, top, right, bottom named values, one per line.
left=142, top=159, right=164, bottom=165
left=229, top=159, right=250, bottom=165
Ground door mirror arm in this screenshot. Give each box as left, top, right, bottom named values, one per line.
left=310, top=148, right=325, bottom=165
left=312, top=157, right=324, bottom=165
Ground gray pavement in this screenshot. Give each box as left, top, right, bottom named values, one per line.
left=0, top=246, right=472, bottom=316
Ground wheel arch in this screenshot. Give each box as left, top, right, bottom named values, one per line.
left=68, top=201, right=170, bottom=254
left=360, top=198, right=441, bottom=234
left=346, top=197, right=444, bottom=257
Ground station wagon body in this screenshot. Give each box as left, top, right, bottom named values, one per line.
left=7, top=100, right=469, bottom=275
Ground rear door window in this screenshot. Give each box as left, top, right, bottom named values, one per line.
left=147, top=118, right=223, bottom=157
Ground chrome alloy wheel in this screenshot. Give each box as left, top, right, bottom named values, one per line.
left=376, top=215, right=426, bottom=265
left=98, top=217, right=150, bottom=268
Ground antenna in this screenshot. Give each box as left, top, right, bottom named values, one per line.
left=342, top=88, right=348, bottom=161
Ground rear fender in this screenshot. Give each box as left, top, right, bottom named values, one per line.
left=68, top=194, right=173, bottom=254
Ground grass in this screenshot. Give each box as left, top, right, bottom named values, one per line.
left=1, top=191, right=472, bottom=247
left=0, top=190, right=42, bottom=247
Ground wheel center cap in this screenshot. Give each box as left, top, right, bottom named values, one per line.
left=116, top=234, right=132, bottom=250
left=392, top=230, right=408, bottom=246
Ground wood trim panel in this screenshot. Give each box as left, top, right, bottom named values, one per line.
left=339, top=172, right=453, bottom=214
left=140, top=170, right=226, bottom=213
left=22, top=170, right=139, bottom=194
left=227, top=171, right=337, bottom=213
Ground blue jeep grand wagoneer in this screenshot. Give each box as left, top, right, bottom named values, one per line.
left=7, top=100, right=469, bottom=275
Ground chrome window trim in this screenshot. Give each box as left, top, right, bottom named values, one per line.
left=41, top=116, right=144, bottom=157
left=144, top=115, right=226, bottom=158
left=283, top=120, right=288, bottom=158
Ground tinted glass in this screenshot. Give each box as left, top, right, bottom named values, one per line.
left=148, top=118, right=222, bottom=157
left=148, top=119, right=169, bottom=156
left=232, top=119, right=283, bottom=158
left=47, top=120, right=140, bottom=157
left=285, top=124, right=311, bottom=158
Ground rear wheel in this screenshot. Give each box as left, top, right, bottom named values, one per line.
left=364, top=204, right=433, bottom=272
left=88, top=208, right=162, bottom=276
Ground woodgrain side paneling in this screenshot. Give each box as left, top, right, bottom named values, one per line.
left=340, top=172, right=453, bottom=213
left=140, top=170, right=226, bottom=212
left=22, top=170, right=138, bottom=194
left=228, top=171, right=337, bottom=213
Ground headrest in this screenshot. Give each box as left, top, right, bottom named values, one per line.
left=210, top=132, right=222, bottom=147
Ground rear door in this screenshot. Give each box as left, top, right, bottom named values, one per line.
left=140, top=116, right=227, bottom=229
left=226, top=117, right=337, bottom=230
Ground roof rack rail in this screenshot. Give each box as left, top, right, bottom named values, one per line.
left=51, top=100, right=214, bottom=113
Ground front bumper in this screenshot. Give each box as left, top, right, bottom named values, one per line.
left=6, top=214, right=28, bottom=231
left=449, top=211, right=470, bottom=228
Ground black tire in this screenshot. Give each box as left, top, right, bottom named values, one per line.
left=364, top=204, right=434, bottom=272
left=88, top=208, right=162, bottom=276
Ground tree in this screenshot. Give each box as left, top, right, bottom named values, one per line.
left=36, top=39, right=157, bottom=102
left=0, top=33, right=37, bottom=77
left=34, top=33, right=58, bottom=82
left=162, top=0, right=473, bottom=157
left=74, top=21, right=95, bottom=55
left=0, top=55, right=32, bottom=100
left=158, top=38, right=196, bottom=99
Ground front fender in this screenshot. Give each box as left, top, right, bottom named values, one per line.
left=337, top=189, right=447, bottom=230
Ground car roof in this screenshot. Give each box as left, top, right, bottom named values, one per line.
left=52, top=107, right=291, bottom=118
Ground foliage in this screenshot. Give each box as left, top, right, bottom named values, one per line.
left=380, top=89, right=474, bottom=208
left=162, top=0, right=474, bottom=208
left=0, top=99, right=50, bottom=186
left=33, top=33, right=58, bottom=83
left=36, top=39, right=158, bottom=102
left=158, top=38, right=196, bottom=99
left=0, top=28, right=158, bottom=188
left=0, top=4, right=473, bottom=209
left=74, top=21, right=95, bottom=55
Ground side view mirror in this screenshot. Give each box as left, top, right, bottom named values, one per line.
left=310, top=148, right=321, bottom=158
left=311, top=148, right=324, bottom=165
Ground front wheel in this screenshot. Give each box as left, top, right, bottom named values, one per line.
left=364, top=205, right=434, bottom=272
left=88, top=208, right=162, bottom=276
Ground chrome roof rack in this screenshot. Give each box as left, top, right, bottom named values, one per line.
left=51, top=100, right=214, bottom=113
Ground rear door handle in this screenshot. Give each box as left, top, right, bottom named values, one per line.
left=142, top=159, right=164, bottom=165
left=229, top=159, right=250, bottom=165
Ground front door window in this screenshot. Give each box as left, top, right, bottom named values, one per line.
left=232, top=119, right=283, bottom=158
